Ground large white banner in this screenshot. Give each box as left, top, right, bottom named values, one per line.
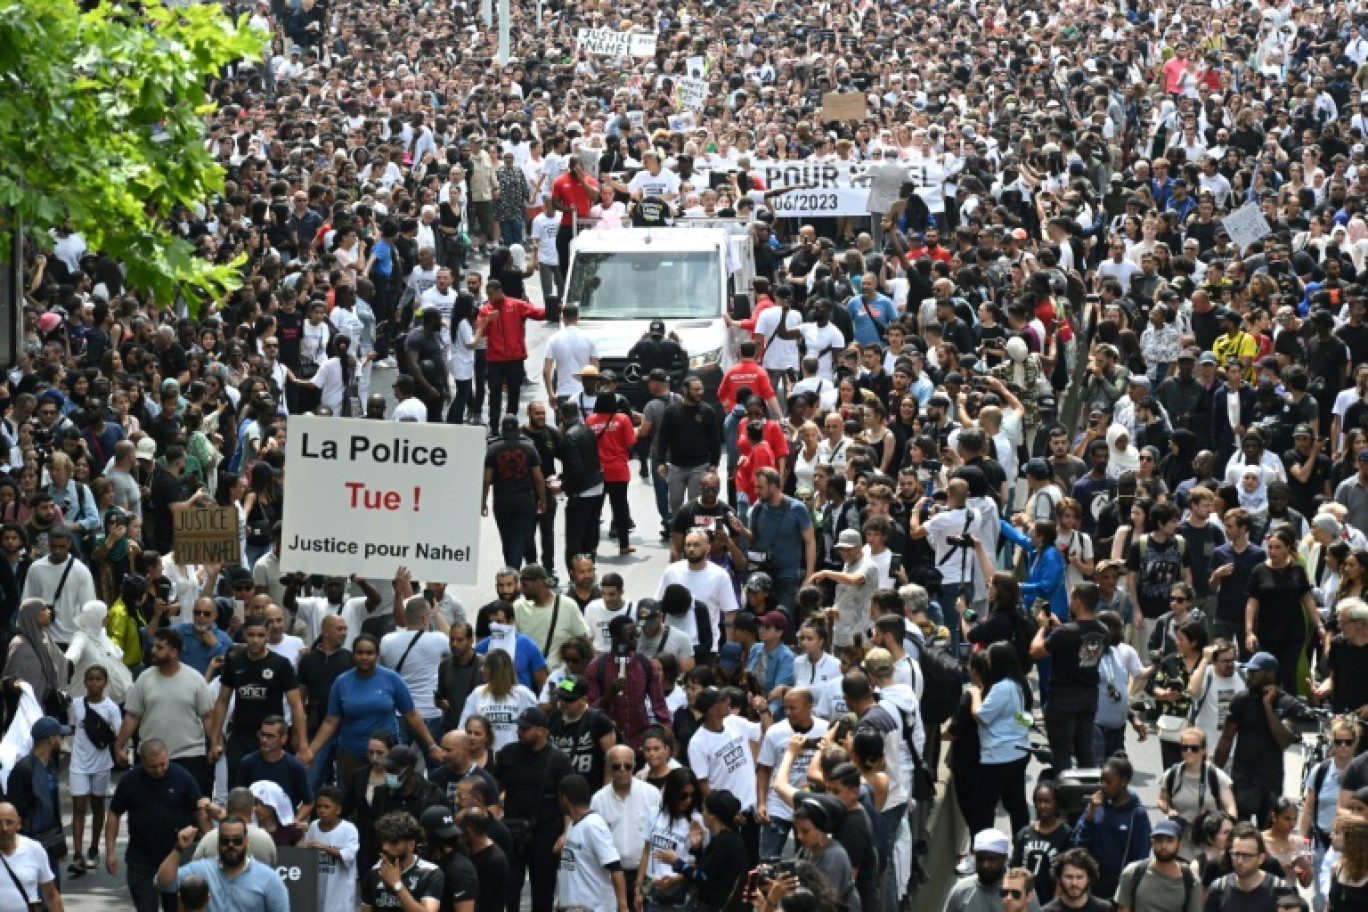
left=576, top=28, right=658, bottom=57
left=758, top=161, right=869, bottom=217
left=280, top=416, right=484, bottom=584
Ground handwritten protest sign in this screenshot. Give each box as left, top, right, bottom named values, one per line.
left=173, top=507, right=240, bottom=565
left=576, top=28, right=658, bottom=57
left=676, top=76, right=709, bottom=110
left=1221, top=201, right=1272, bottom=250
left=821, top=91, right=867, bottom=122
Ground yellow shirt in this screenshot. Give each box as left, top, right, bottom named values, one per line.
left=1212, top=330, right=1258, bottom=381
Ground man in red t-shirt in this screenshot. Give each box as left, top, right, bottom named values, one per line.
left=717, top=340, right=778, bottom=414
left=551, top=155, right=599, bottom=280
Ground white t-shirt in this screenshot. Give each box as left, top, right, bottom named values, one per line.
left=546, top=327, right=599, bottom=397
left=306, top=819, right=359, bottom=912
left=380, top=630, right=451, bottom=717
left=559, top=811, right=622, bottom=909
left=754, top=307, right=802, bottom=371
left=792, top=652, right=842, bottom=689
left=71, top=696, right=121, bottom=775
left=756, top=717, right=830, bottom=821
left=448, top=319, right=477, bottom=382
left=798, top=323, right=846, bottom=379
left=296, top=596, right=376, bottom=651
left=458, top=685, right=539, bottom=752
left=1193, top=667, right=1248, bottom=747
left=628, top=168, right=682, bottom=200
left=531, top=213, right=561, bottom=266
left=642, top=808, right=702, bottom=879
left=0, top=838, right=52, bottom=910
left=393, top=397, right=429, bottom=422
left=815, top=677, right=850, bottom=721
left=591, top=780, right=660, bottom=873
left=583, top=599, right=633, bottom=654
left=657, top=561, right=739, bottom=647
left=687, top=715, right=758, bottom=810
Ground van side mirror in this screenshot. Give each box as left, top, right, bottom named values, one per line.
left=731, top=293, right=752, bottom=321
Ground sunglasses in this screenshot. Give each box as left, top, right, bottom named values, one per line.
left=1337, top=738, right=1357, bottom=746
left=1000, top=889, right=1024, bottom=900
left=610, top=762, right=634, bottom=771
left=1170, top=596, right=1189, bottom=603
left=1180, top=744, right=1204, bottom=753
left=219, top=836, right=246, bottom=846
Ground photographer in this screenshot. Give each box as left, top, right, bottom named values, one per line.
left=909, top=476, right=984, bottom=653
left=1029, top=581, right=1107, bottom=773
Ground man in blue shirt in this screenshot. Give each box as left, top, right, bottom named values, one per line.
left=748, top=611, right=795, bottom=718
left=171, top=597, right=232, bottom=675
left=1208, top=508, right=1267, bottom=648
left=156, top=817, right=288, bottom=912
left=846, top=274, right=896, bottom=346
left=474, top=602, right=549, bottom=691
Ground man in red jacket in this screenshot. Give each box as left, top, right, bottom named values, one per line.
left=479, top=278, right=545, bottom=425
left=586, top=397, right=638, bottom=556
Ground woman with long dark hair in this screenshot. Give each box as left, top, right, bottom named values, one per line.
left=638, top=767, right=703, bottom=912
left=967, top=641, right=1033, bottom=838
left=446, top=292, right=486, bottom=424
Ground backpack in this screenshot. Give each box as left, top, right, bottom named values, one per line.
left=1308, top=759, right=1336, bottom=848
left=1127, top=859, right=1196, bottom=912
left=1137, top=533, right=1186, bottom=562
left=916, top=635, right=962, bottom=729
left=1162, top=762, right=1222, bottom=815
left=1008, top=610, right=1036, bottom=672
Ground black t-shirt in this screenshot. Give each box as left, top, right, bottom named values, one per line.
left=361, top=856, right=445, bottom=909
left=1248, top=562, right=1312, bottom=643
left=221, top=649, right=299, bottom=746
left=147, top=468, right=185, bottom=553
left=1227, top=688, right=1307, bottom=789
left=549, top=707, right=618, bottom=784
left=494, top=741, right=573, bottom=838
left=1041, top=897, right=1114, bottom=912
left=1011, top=822, right=1073, bottom=905
left=438, top=850, right=479, bottom=912
left=275, top=308, right=305, bottom=369
left=1126, top=534, right=1193, bottom=620
left=1204, top=873, right=1289, bottom=912
left=158, top=341, right=189, bottom=380
left=835, top=801, right=880, bottom=912
left=483, top=438, right=541, bottom=505
left=471, top=844, right=509, bottom=912
left=672, top=499, right=738, bottom=536
left=297, top=647, right=354, bottom=734
left=109, top=763, right=202, bottom=867
left=1178, top=521, right=1227, bottom=599
left=1281, top=448, right=1334, bottom=518
left=405, top=327, right=449, bottom=391
left=1044, top=619, right=1108, bottom=708
left=632, top=196, right=672, bottom=226
left=1328, top=636, right=1368, bottom=716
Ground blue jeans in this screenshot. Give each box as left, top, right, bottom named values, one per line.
left=651, top=457, right=671, bottom=529
left=500, top=218, right=525, bottom=245
left=938, top=582, right=971, bottom=655
left=880, top=803, right=908, bottom=912
left=306, top=733, right=338, bottom=794
left=760, top=819, right=792, bottom=860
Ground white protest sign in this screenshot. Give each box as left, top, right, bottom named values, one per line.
left=576, top=28, right=658, bottom=57
left=1222, top=201, right=1272, bottom=250
left=757, top=160, right=869, bottom=217
left=676, top=76, right=709, bottom=111
left=280, top=415, right=483, bottom=584
left=686, top=55, right=708, bottom=78
left=667, top=111, right=697, bottom=133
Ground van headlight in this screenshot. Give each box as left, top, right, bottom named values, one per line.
left=689, top=348, right=723, bottom=369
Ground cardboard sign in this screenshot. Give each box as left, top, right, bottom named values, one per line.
left=275, top=846, right=320, bottom=911
left=576, top=28, right=658, bottom=57
left=172, top=507, right=240, bottom=565
left=280, top=416, right=484, bottom=583
left=1221, top=201, right=1272, bottom=250
left=821, top=91, right=867, bottom=123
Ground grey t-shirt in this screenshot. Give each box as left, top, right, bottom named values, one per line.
left=1115, top=859, right=1202, bottom=912
left=106, top=466, right=141, bottom=516
left=125, top=665, right=214, bottom=760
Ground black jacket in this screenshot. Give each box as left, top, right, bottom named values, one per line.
left=559, top=419, right=604, bottom=495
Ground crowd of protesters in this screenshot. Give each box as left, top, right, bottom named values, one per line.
left=18, top=0, right=1368, bottom=909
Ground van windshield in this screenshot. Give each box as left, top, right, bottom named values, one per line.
left=566, top=251, right=722, bottom=319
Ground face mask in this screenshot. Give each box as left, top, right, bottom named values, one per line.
left=385, top=773, right=402, bottom=789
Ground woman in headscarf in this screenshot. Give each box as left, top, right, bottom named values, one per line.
left=1106, top=424, right=1141, bottom=478
left=1237, top=464, right=1269, bottom=512
left=1161, top=429, right=1200, bottom=497
left=6, top=599, right=68, bottom=710
left=64, top=601, right=132, bottom=703
left=249, top=780, right=302, bottom=846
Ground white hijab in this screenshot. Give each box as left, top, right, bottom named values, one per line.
left=1108, top=424, right=1141, bottom=475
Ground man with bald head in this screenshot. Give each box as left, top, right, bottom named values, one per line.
left=298, top=612, right=353, bottom=792
left=429, top=729, right=498, bottom=805
left=0, top=800, right=64, bottom=911
left=590, top=744, right=659, bottom=911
